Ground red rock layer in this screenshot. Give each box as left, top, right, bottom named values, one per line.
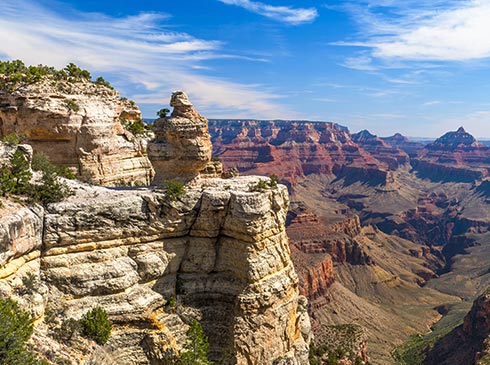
left=413, top=127, right=490, bottom=182
left=381, top=133, right=425, bottom=157
left=209, top=120, right=388, bottom=185
left=352, top=129, right=410, bottom=170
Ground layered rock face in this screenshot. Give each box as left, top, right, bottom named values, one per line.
left=0, top=78, right=154, bottom=186
left=352, top=129, right=409, bottom=170
left=0, top=177, right=309, bottom=364
left=209, top=120, right=389, bottom=185
left=0, top=92, right=309, bottom=364
left=381, top=133, right=425, bottom=157
left=413, top=127, right=490, bottom=182
left=149, top=91, right=213, bottom=184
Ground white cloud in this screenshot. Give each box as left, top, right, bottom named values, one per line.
left=0, top=0, right=294, bottom=118
left=217, top=0, right=318, bottom=25
left=422, top=100, right=441, bottom=106
left=341, top=0, right=490, bottom=62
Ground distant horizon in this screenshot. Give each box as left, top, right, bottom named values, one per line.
left=3, top=1, right=490, bottom=137
left=144, top=117, right=490, bottom=141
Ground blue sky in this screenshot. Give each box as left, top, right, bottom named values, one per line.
left=2, top=0, right=490, bottom=137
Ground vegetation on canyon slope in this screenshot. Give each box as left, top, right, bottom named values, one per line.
left=0, top=59, right=113, bottom=94
left=0, top=137, right=73, bottom=205
left=0, top=298, right=48, bottom=365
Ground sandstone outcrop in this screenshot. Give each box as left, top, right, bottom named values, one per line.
left=0, top=77, right=154, bottom=186
left=148, top=91, right=214, bottom=184
left=413, top=127, right=490, bottom=182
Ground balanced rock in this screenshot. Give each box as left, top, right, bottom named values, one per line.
left=148, top=91, right=213, bottom=184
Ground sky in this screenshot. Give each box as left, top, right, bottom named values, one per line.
left=2, top=0, right=490, bottom=137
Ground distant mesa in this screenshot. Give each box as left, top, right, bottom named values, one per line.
left=352, top=129, right=388, bottom=147
left=381, top=133, right=425, bottom=157
left=352, top=129, right=409, bottom=170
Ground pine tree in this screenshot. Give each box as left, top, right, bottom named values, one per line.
left=175, top=320, right=213, bottom=365
left=0, top=150, right=31, bottom=196
left=0, top=298, right=48, bottom=365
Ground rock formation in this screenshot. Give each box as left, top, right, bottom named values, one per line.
left=209, top=119, right=390, bottom=186
left=381, top=133, right=425, bottom=157
left=423, top=288, right=490, bottom=365
left=0, top=92, right=310, bottom=364
left=148, top=91, right=214, bottom=184
left=413, top=127, right=490, bottom=182
left=0, top=77, right=154, bottom=186
left=352, top=129, right=409, bottom=170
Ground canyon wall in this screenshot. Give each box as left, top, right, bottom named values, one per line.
left=208, top=120, right=390, bottom=185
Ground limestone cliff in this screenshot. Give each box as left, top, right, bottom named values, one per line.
left=0, top=75, right=154, bottom=186
left=0, top=176, right=309, bottom=364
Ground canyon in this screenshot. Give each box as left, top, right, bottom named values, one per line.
left=209, top=119, right=490, bottom=364
left=3, top=64, right=490, bottom=364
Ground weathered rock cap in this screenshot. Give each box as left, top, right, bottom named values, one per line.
left=148, top=91, right=213, bottom=184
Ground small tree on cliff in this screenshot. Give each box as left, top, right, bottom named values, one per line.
left=157, top=108, right=170, bottom=118
left=174, top=320, right=213, bottom=365
left=0, top=298, right=48, bottom=364
left=0, top=150, right=32, bottom=197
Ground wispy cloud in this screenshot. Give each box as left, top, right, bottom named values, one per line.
left=217, top=0, right=318, bottom=25
left=340, top=0, right=490, bottom=63
left=0, top=0, right=294, bottom=118
left=422, top=100, right=441, bottom=107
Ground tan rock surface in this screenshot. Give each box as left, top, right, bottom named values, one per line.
left=148, top=91, right=213, bottom=184
left=0, top=175, right=310, bottom=364
left=0, top=78, right=154, bottom=186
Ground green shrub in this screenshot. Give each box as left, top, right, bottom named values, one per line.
left=0, top=150, right=32, bottom=197
left=0, top=297, right=48, bottom=364
left=64, top=63, right=91, bottom=80
left=164, top=180, right=186, bottom=201
left=19, top=273, right=38, bottom=295
left=80, top=307, right=112, bottom=345
left=31, top=152, right=75, bottom=179
left=269, top=174, right=279, bottom=188
left=0, top=60, right=113, bottom=93
left=1, top=132, right=23, bottom=146
left=157, top=108, right=170, bottom=118
left=248, top=179, right=269, bottom=192
left=174, top=320, right=213, bottom=365
left=56, top=318, right=81, bottom=343
left=63, top=99, right=80, bottom=113
left=29, top=159, right=73, bottom=205
left=120, top=118, right=147, bottom=136
left=166, top=296, right=176, bottom=309
left=94, top=76, right=113, bottom=89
